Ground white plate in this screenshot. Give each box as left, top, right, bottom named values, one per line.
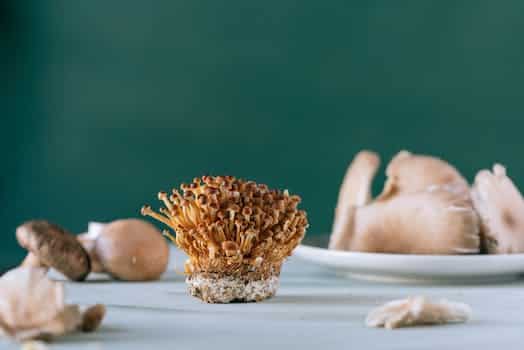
left=293, top=244, right=524, bottom=283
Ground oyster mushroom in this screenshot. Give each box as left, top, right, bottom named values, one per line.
left=16, top=221, right=91, bottom=281
left=142, top=176, right=308, bottom=303
left=349, top=187, right=480, bottom=254
left=0, top=267, right=105, bottom=341
left=330, top=151, right=480, bottom=254
left=366, top=296, right=471, bottom=329
left=471, top=164, right=524, bottom=253
left=378, top=150, right=469, bottom=200
left=329, top=151, right=380, bottom=250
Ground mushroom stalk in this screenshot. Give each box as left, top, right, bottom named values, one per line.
left=329, top=151, right=380, bottom=250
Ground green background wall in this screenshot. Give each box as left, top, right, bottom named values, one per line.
left=3, top=1, right=524, bottom=268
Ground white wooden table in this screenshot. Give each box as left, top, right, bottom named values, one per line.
left=2, top=248, right=524, bottom=350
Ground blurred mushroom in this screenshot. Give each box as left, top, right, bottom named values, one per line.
left=378, top=150, right=469, bottom=200
left=0, top=267, right=104, bottom=341
left=80, top=304, right=106, bottom=332
left=349, top=187, right=480, bottom=254
left=16, top=221, right=91, bottom=281
left=366, top=296, right=471, bottom=329
left=329, top=151, right=380, bottom=250
left=471, top=164, right=524, bottom=253
left=329, top=151, right=480, bottom=254
left=79, top=219, right=169, bottom=281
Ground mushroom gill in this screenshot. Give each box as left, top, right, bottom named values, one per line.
left=471, top=164, right=524, bottom=254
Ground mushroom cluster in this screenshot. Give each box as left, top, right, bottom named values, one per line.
left=330, top=150, right=524, bottom=255
left=142, top=175, right=308, bottom=303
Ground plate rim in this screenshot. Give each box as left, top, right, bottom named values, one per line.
left=295, top=244, right=524, bottom=261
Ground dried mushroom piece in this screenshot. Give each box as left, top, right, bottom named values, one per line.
left=471, top=164, right=524, bottom=253
left=366, top=296, right=471, bottom=329
left=142, top=175, right=308, bottom=303
left=378, top=151, right=470, bottom=200
left=0, top=268, right=105, bottom=341
left=16, top=221, right=91, bottom=281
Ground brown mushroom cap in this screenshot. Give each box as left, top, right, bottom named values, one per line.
left=95, top=219, right=169, bottom=281
left=16, top=221, right=91, bottom=281
left=471, top=164, right=524, bottom=254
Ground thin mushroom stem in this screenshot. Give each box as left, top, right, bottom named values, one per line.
left=158, top=191, right=175, bottom=215
left=20, top=253, right=46, bottom=269
left=141, top=205, right=174, bottom=229
left=162, top=230, right=177, bottom=244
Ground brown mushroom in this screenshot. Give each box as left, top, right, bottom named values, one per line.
left=92, top=219, right=169, bottom=281
left=16, top=221, right=91, bottom=281
left=471, top=164, right=524, bottom=253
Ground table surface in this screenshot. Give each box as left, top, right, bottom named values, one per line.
left=2, top=248, right=524, bottom=350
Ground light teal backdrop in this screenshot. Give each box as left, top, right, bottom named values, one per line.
left=3, top=1, right=524, bottom=268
